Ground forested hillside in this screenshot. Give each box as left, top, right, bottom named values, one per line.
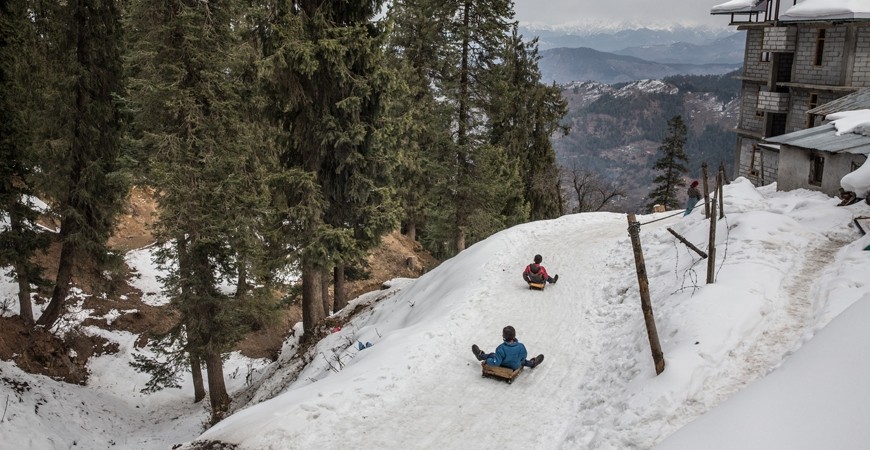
left=1, top=0, right=566, bottom=424
left=555, top=71, right=740, bottom=212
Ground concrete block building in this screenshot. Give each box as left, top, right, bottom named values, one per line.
left=711, top=0, right=870, bottom=186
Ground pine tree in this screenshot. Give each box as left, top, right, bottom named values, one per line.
left=126, top=0, right=276, bottom=422
left=0, top=0, right=50, bottom=325
left=488, top=28, right=568, bottom=221
left=648, top=115, right=689, bottom=210
left=440, top=0, right=516, bottom=253
left=384, top=0, right=452, bottom=245
left=262, top=0, right=397, bottom=326
left=37, top=0, right=129, bottom=328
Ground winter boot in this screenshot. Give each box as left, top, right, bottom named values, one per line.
left=471, top=344, right=486, bottom=361
left=530, top=354, right=544, bottom=368
left=551, top=274, right=558, bottom=284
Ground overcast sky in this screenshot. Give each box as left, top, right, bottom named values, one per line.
left=512, top=0, right=730, bottom=28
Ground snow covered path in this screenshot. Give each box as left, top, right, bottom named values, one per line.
left=199, top=180, right=868, bottom=450
left=199, top=212, right=689, bottom=449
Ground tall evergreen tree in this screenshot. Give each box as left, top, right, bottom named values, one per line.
left=384, top=0, right=453, bottom=251
left=648, top=115, right=689, bottom=210
left=0, top=0, right=50, bottom=325
left=439, top=0, right=516, bottom=253
left=37, top=0, right=129, bottom=328
left=126, top=0, right=276, bottom=422
left=488, top=28, right=568, bottom=221
left=262, top=0, right=397, bottom=328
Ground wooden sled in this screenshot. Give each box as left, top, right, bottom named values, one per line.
left=528, top=282, right=545, bottom=290
left=481, top=363, right=523, bottom=384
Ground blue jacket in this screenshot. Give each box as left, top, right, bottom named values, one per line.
left=486, top=340, right=528, bottom=370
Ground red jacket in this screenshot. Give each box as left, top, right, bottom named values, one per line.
left=523, top=263, right=550, bottom=282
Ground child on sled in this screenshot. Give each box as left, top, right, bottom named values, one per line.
left=522, top=254, right=558, bottom=285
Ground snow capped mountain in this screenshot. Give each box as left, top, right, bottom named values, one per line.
left=563, top=79, right=681, bottom=101
left=614, top=79, right=680, bottom=97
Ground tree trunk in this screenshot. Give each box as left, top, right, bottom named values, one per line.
left=190, top=354, right=205, bottom=403
left=15, top=261, right=33, bottom=326
left=406, top=221, right=416, bottom=242
left=301, top=259, right=324, bottom=336
left=453, top=0, right=471, bottom=254
left=333, top=264, right=347, bottom=312
left=236, top=259, right=248, bottom=298
left=37, top=217, right=78, bottom=327
left=321, top=268, right=331, bottom=316
left=205, top=351, right=230, bottom=423
left=9, top=211, right=34, bottom=325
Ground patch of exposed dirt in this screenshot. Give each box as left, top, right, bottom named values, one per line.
left=346, top=231, right=440, bottom=300
left=235, top=231, right=440, bottom=360
left=0, top=316, right=108, bottom=384
left=2, top=186, right=440, bottom=381
left=109, top=185, right=160, bottom=252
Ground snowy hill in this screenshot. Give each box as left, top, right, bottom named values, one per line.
left=2, top=178, right=870, bottom=449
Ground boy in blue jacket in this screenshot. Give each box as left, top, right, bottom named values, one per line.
left=472, top=326, right=543, bottom=369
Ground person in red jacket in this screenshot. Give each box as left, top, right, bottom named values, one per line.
left=523, top=254, right=558, bottom=285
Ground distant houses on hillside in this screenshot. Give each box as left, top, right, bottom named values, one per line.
left=711, top=0, right=870, bottom=197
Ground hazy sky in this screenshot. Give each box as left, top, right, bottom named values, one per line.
left=512, top=0, right=730, bottom=28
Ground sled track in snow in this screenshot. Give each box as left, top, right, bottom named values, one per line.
left=688, top=233, right=852, bottom=419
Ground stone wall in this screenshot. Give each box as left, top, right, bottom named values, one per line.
left=851, top=26, right=870, bottom=87
left=744, top=28, right=767, bottom=80
left=792, top=26, right=847, bottom=86
left=739, top=83, right=765, bottom=133
left=763, top=27, right=796, bottom=52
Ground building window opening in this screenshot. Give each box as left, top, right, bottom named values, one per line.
left=806, top=93, right=819, bottom=128
left=813, top=29, right=826, bottom=66
left=809, top=154, right=824, bottom=186
left=760, top=51, right=771, bottom=62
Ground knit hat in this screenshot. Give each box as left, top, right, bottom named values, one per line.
left=691, top=180, right=699, bottom=187
left=502, top=325, right=516, bottom=342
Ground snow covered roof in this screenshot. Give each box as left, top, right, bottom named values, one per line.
left=763, top=123, right=870, bottom=155
left=780, top=0, right=870, bottom=22
left=710, top=0, right=769, bottom=15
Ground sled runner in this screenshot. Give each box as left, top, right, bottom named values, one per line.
left=481, top=363, right=523, bottom=384
left=528, top=282, right=545, bottom=290
left=478, top=354, right=543, bottom=384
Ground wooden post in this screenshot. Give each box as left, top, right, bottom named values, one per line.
left=627, top=214, right=666, bottom=375
left=706, top=197, right=718, bottom=284
left=719, top=162, right=729, bottom=185
left=718, top=172, right=725, bottom=219
left=666, top=227, right=708, bottom=259
left=759, top=150, right=766, bottom=186
left=701, top=162, right=710, bottom=219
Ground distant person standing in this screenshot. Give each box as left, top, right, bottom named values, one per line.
left=684, top=180, right=702, bottom=216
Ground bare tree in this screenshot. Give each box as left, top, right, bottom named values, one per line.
left=567, top=163, right=625, bottom=213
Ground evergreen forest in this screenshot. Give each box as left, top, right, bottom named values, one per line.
left=0, top=0, right=568, bottom=422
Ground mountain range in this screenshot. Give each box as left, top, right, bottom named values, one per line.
left=522, top=25, right=745, bottom=85
left=538, top=47, right=740, bottom=85
left=519, top=24, right=741, bottom=54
